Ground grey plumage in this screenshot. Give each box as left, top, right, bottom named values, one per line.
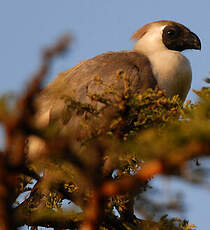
left=34, top=51, right=156, bottom=131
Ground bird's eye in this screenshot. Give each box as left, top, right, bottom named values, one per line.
left=167, top=29, right=177, bottom=38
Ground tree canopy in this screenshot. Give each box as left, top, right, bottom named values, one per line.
left=0, top=36, right=209, bottom=230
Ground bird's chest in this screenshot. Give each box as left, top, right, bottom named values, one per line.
left=148, top=51, right=192, bottom=101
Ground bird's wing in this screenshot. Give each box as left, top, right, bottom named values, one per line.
left=27, top=51, right=157, bottom=158
left=33, top=51, right=157, bottom=134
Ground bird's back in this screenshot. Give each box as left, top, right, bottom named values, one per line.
left=34, top=51, right=157, bottom=131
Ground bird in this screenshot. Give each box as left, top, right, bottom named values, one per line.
left=28, top=20, right=201, bottom=159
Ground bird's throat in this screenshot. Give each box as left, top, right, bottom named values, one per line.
left=147, top=51, right=192, bottom=102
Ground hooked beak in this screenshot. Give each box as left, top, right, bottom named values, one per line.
left=187, top=31, right=201, bottom=50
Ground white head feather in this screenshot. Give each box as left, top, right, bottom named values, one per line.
left=131, top=21, right=192, bottom=102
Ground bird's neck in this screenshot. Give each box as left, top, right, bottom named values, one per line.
left=137, top=48, right=192, bottom=102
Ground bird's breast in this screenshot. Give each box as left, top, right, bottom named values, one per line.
left=148, top=51, right=192, bottom=102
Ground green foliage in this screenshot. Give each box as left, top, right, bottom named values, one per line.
left=1, top=82, right=210, bottom=230
left=137, top=216, right=196, bottom=230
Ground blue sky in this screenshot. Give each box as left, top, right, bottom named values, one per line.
left=1, top=1, right=210, bottom=229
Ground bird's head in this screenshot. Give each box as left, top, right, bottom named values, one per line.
left=131, top=20, right=201, bottom=55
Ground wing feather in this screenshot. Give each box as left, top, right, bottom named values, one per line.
left=35, top=50, right=156, bottom=126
